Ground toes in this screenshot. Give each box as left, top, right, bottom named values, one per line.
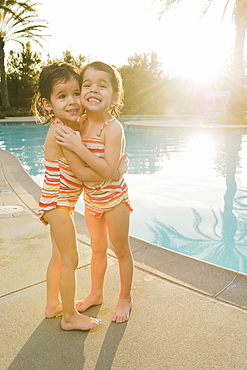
left=90, top=318, right=102, bottom=329
left=111, top=314, right=129, bottom=323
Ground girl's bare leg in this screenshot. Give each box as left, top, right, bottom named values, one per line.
left=105, top=203, right=133, bottom=323
left=77, top=207, right=108, bottom=312
left=45, top=237, right=63, bottom=318
left=44, top=209, right=101, bottom=330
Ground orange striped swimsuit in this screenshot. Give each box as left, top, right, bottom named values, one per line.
left=38, top=123, right=83, bottom=225
left=83, top=120, right=133, bottom=218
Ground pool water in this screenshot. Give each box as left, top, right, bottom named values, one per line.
left=1, top=122, right=247, bottom=274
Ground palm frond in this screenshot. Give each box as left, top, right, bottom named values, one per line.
left=201, top=0, right=215, bottom=16
left=0, top=0, right=49, bottom=48
left=154, top=0, right=182, bottom=19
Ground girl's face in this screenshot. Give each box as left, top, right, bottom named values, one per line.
left=43, top=76, right=82, bottom=126
left=81, top=67, right=119, bottom=116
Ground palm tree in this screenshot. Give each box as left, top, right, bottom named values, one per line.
left=156, top=0, right=247, bottom=119
left=0, top=0, right=48, bottom=109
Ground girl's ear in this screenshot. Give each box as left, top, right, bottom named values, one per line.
left=42, top=98, right=52, bottom=112
left=111, top=92, right=120, bottom=106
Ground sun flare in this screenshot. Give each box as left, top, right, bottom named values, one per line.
left=172, top=26, right=229, bottom=83
left=155, top=2, right=235, bottom=84
left=188, top=134, right=214, bottom=157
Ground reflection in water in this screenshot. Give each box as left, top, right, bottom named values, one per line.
left=1, top=123, right=247, bottom=273
left=147, top=130, right=247, bottom=273
left=125, top=126, right=188, bottom=174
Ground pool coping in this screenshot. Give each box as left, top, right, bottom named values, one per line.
left=1, top=147, right=247, bottom=312
left=0, top=115, right=247, bottom=129
left=123, top=120, right=247, bottom=129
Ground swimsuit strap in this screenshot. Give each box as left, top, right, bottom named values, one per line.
left=96, top=118, right=115, bottom=137
left=52, top=120, right=64, bottom=126
left=52, top=120, right=80, bottom=131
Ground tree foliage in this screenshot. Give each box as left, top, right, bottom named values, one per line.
left=119, top=52, right=169, bottom=114
left=0, top=0, right=48, bottom=108
left=3, top=44, right=247, bottom=118
left=7, top=42, right=41, bottom=110
left=46, top=50, right=89, bottom=69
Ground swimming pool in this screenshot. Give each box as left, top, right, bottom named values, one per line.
left=1, top=121, right=247, bottom=274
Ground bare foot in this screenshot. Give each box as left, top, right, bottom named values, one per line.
left=111, top=298, right=133, bottom=323
left=61, top=311, right=102, bottom=331
left=45, top=301, right=63, bottom=318
left=76, top=294, right=103, bottom=312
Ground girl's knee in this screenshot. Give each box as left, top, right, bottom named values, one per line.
left=113, top=243, right=131, bottom=259
left=92, top=247, right=108, bottom=259
left=72, top=253, right=79, bottom=268
left=50, top=254, right=62, bottom=269
left=62, top=252, right=79, bottom=269
left=91, top=240, right=108, bottom=253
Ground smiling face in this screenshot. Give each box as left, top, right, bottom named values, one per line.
left=42, top=76, right=82, bottom=126
left=80, top=67, right=119, bottom=118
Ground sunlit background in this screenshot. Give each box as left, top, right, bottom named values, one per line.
left=5, top=0, right=235, bottom=83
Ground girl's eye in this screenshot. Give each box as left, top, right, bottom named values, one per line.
left=82, top=83, right=90, bottom=88
left=74, top=92, right=80, bottom=97
left=58, top=94, right=66, bottom=99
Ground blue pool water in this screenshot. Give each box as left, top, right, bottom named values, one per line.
left=1, top=122, right=247, bottom=274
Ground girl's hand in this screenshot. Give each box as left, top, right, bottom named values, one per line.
left=54, top=126, right=82, bottom=152
left=118, top=153, right=129, bottom=178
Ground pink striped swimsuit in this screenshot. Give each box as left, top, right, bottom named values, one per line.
left=38, top=123, right=83, bottom=225
left=83, top=120, right=133, bottom=218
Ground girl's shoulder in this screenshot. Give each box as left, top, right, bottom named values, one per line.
left=105, top=117, right=122, bottom=128
left=46, top=122, right=65, bottom=142
left=49, top=120, right=64, bottom=128
left=44, top=123, right=63, bottom=158
left=101, top=118, right=123, bottom=139
left=107, top=118, right=123, bottom=132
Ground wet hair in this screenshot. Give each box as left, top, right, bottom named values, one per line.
left=32, top=62, right=81, bottom=124
left=80, top=61, right=124, bottom=117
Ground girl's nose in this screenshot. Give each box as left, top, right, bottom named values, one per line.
left=90, top=84, right=98, bottom=93
left=69, top=95, right=77, bottom=104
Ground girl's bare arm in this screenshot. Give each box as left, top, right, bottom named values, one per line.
left=62, top=147, right=128, bottom=181
left=54, top=121, right=124, bottom=178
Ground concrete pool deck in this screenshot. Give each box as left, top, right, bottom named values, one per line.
left=1, top=123, right=247, bottom=369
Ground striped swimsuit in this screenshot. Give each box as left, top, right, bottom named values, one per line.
left=83, top=120, right=133, bottom=218
left=38, top=123, right=83, bottom=225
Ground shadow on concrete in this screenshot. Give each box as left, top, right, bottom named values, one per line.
left=94, top=321, right=128, bottom=370
left=8, top=305, right=127, bottom=370
left=85, top=305, right=128, bottom=370
left=94, top=322, right=128, bottom=370
left=8, top=316, right=88, bottom=369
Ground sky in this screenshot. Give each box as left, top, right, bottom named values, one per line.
left=6, top=0, right=236, bottom=82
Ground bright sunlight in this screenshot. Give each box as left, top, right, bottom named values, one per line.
left=11, top=0, right=235, bottom=84
left=151, top=0, right=235, bottom=83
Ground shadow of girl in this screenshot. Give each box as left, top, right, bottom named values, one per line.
left=7, top=317, right=88, bottom=370
left=94, top=321, right=128, bottom=370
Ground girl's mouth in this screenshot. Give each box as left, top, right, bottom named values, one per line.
left=67, top=108, right=79, bottom=113
left=88, top=97, right=101, bottom=102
